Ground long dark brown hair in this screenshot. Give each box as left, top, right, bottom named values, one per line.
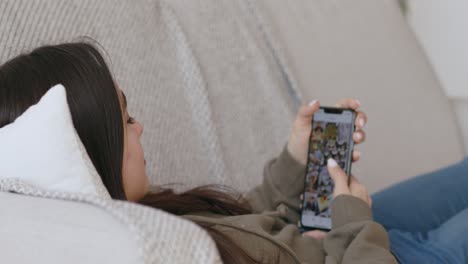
left=0, top=42, right=258, bottom=263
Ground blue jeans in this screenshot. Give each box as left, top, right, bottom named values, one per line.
left=372, top=157, right=468, bottom=264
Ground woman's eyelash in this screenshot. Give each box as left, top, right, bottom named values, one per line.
left=127, top=117, right=136, bottom=124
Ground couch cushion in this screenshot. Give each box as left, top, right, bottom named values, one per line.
left=0, top=179, right=222, bottom=264
left=0, top=0, right=463, bottom=195
left=255, top=0, right=464, bottom=191
left=0, top=0, right=297, bottom=192
left=0, top=192, right=141, bottom=264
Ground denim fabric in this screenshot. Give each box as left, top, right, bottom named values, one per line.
left=372, top=157, right=468, bottom=263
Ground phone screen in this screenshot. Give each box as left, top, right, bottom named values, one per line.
left=300, top=107, right=355, bottom=230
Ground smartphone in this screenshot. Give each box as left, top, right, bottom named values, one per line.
left=299, top=107, right=356, bottom=231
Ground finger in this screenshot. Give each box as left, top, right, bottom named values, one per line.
left=299, top=100, right=320, bottom=118
left=348, top=175, right=362, bottom=195
left=348, top=175, right=359, bottom=191
left=349, top=176, right=372, bottom=207
left=327, top=158, right=350, bottom=197
left=349, top=174, right=360, bottom=185
left=335, top=98, right=360, bottom=110
left=355, top=111, right=367, bottom=129
left=303, top=230, right=328, bottom=240
left=296, top=100, right=320, bottom=126
left=362, top=188, right=370, bottom=206
left=350, top=182, right=370, bottom=205
left=352, top=151, right=361, bottom=162
left=351, top=183, right=367, bottom=200
left=353, top=130, right=366, bottom=144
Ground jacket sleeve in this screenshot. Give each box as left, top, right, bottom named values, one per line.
left=243, top=143, right=306, bottom=224
left=323, top=195, right=398, bottom=264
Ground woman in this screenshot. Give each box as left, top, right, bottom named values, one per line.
left=0, top=42, right=395, bottom=263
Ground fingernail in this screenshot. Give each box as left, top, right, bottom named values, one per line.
left=355, top=99, right=361, bottom=107
left=327, top=158, right=338, bottom=168
left=355, top=132, right=362, bottom=140
left=308, top=100, right=318, bottom=106
left=359, top=118, right=365, bottom=128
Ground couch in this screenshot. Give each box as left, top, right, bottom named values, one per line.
left=0, top=0, right=463, bottom=263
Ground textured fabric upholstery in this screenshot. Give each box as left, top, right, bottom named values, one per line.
left=0, top=0, right=462, bottom=194
left=0, top=0, right=464, bottom=263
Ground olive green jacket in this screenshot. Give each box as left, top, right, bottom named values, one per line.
left=182, top=145, right=398, bottom=263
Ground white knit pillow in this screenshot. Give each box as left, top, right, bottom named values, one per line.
left=0, top=84, right=111, bottom=199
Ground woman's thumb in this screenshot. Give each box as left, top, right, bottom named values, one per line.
left=327, top=158, right=350, bottom=197
left=299, top=99, right=319, bottom=117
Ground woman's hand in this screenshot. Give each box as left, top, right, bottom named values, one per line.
left=290, top=98, right=368, bottom=240
left=327, top=159, right=372, bottom=207
left=302, top=161, right=372, bottom=240
left=287, top=98, right=367, bottom=166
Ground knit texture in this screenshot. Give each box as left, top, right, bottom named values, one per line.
left=2, top=0, right=464, bottom=262
left=0, top=0, right=299, bottom=193
left=0, top=178, right=222, bottom=264
left=0, top=1, right=300, bottom=262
